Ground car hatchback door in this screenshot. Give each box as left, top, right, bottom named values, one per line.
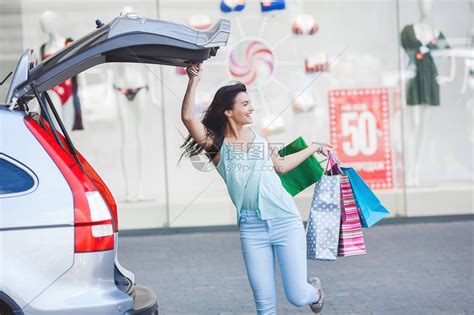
left=6, top=13, right=230, bottom=105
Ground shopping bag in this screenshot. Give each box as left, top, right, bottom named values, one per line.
left=278, top=137, right=324, bottom=196
left=337, top=174, right=367, bottom=257
left=306, top=156, right=341, bottom=261
left=340, top=166, right=390, bottom=228
left=323, top=152, right=367, bottom=256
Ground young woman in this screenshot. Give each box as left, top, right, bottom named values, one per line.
left=180, top=62, right=332, bottom=314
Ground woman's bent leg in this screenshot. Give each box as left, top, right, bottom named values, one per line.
left=240, top=224, right=277, bottom=314
left=273, top=218, right=319, bottom=307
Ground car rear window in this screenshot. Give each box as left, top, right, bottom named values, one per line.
left=0, top=154, right=37, bottom=196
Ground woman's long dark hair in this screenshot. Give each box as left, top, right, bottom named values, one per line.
left=179, top=82, right=247, bottom=163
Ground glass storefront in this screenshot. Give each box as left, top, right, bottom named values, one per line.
left=1, top=0, right=472, bottom=229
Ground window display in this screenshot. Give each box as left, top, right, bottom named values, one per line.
left=8, top=0, right=471, bottom=229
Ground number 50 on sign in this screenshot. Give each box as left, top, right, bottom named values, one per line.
left=328, top=88, right=393, bottom=190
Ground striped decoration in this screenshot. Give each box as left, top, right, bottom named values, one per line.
left=338, top=174, right=367, bottom=257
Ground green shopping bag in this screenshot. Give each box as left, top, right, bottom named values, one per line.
left=277, top=137, right=325, bottom=196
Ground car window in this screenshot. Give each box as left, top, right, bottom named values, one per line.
left=0, top=154, right=38, bottom=197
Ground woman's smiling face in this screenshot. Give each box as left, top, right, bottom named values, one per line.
left=226, top=91, right=254, bottom=125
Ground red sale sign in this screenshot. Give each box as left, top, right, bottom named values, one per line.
left=328, top=88, right=393, bottom=190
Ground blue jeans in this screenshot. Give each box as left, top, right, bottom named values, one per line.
left=239, top=209, right=319, bottom=314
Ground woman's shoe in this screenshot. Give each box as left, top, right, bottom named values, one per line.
left=308, top=277, right=324, bottom=313
left=308, top=276, right=321, bottom=289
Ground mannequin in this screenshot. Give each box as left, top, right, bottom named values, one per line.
left=112, top=65, right=148, bottom=202
left=39, top=10, right=83, bottom=131
left=400, top=0, right=455, bottom=186
left=111, top=8, right=158, bottom=202
left=461, top=59, right=474, bottom=94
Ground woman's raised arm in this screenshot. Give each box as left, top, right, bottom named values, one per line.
left=181, top=63, right=214, bottom=150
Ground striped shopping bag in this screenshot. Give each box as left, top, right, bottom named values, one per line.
left=338, top=174, right=367, bottom=257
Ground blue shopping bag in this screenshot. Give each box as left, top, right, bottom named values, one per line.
left=340, top=166, right=390, bottom=228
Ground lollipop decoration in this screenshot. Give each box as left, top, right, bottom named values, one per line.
left=228, top=39, right=275, bottom=87
left=215, top=4, right=325, bottom=135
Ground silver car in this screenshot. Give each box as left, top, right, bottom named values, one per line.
left=0, top=13, right=230, bottom=315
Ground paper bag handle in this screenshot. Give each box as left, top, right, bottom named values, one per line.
left=324, top=151, right=337, bottom=175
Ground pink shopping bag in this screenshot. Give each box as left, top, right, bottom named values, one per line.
left=338, top=174, right=367, bottom=257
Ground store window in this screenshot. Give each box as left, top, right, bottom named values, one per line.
left=398, top=0, right=473, bottom=215
left=5, top=0, right=471, bottom=228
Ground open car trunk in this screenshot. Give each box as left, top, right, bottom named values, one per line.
left=6, top=13, right=230, bottom=105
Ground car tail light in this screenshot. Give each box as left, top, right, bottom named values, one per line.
left=36, top=117, right=119, bottom=232
left=25, top=116, right=115, bottom=252
left=75, top=191, right=114, bottom=252
left=77, top=152, right=119, bottom=232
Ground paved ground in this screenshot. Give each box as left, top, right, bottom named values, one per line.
left=118, top=219, right=474, bottom=315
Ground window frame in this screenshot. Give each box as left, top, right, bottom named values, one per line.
left=0, top=153, right=39, bottom=198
